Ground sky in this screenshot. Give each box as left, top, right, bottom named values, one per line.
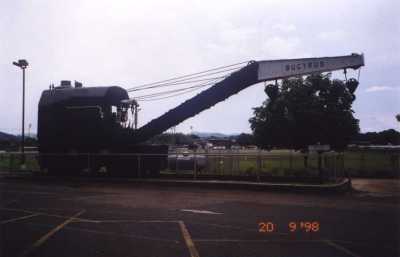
left=1, top=0, right=399, bottom=135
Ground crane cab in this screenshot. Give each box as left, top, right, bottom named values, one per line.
left=37, top=81, right=167, bottom=176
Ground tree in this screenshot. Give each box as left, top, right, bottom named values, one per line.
left=396, top=114, right=400, bottom=123
left=236, top=133, right=255, bottom=146
left=146, top=133, right=196, bottom=145
left=249, top=74, right=360, bottom=151
left=353, top=129, right=400, bottom=145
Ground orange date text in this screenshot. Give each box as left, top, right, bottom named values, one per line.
left=258, top=221, right=320, bottom=233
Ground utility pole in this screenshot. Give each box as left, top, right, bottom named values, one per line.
left=13, top=59, right=29, bottom=167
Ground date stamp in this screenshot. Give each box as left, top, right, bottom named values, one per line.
left=258, top=221, right=320, bottom=233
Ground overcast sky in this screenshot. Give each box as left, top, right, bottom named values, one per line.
left=1, top=0, right=399, bottom=135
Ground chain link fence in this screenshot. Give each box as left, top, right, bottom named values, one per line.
left=2, top=150, right=399, bottom=181
left=0, top=151, right=361, bottom=184
left=343, top=150, right=400, bottom=178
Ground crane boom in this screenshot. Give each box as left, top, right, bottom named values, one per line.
left=257, top=54, right=364, bottom=81
left=134, top=53, right=364, bottom=143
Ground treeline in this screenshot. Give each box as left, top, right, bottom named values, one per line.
left=146, top=130, right=400, bottom=147
left=1, top=129, right=398, bottom=151
left=237, top=130, right=400, bottom=147
left=352, top=129, right=400, bottom=145
left=146, top=133, right=199, bottom=146
left=0, top=137, right=38, bottom=151
left=231, top=130, right=400, bottom=147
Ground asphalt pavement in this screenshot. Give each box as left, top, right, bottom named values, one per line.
left=0, top=177, right=399, bottom=257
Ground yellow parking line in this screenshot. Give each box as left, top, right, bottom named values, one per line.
left=1, top=207, right=95, bottom=223
left=0, top=207, right=34, bottom=214
left=19, top=210, right=85, bottom=257
left=194, top=239, right=326, bottom=243
left=1, top=214, right=39, bottom=224
left=179, top=221, right=200, bottom=257
left=324, top=240, right=361, bottom=257
left=92, top=219, right=180, bottom=223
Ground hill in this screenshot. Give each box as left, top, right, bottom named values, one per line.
left=192, top=131, right=239, bottom=139
left=0, top=131, right=18, bottom=141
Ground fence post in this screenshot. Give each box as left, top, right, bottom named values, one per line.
left=219, top=153, right=222, bottom=175
left=391, top=153, right=399, bottom=175
left=318, top=152, right=323, bottom=184
left=167, top=153, right=170, bottom=172
left=333, top=154, right=337, bottom=182
left=341, top=153, right=346, bottom=179
left=359, top=151, right=364, bottom=175
left=193, top=151, right=197, bottom=179
left=256, top=151, right=261, bottom=182
left=9, top=153, right=13, bottom=172
left=87, top=153, right=90, bottom=173
left=137, top=154, right=141, bottom=178
left=220, top=154, right=224, bottom=176
left=175, top=153, right=178, bottom=175
left=397, top=154, right=400, bottom=176
left=230, top=152, right=234, bottom=176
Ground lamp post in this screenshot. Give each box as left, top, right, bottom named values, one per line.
left=12, top=59, right=29, bottom=166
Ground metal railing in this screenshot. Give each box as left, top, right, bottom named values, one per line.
left=0, top=151, right=355, bottom=183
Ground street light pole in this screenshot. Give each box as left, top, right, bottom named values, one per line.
left=13, top=59, right=29, bottom=166
left=22, top=66, right=25, bottom=163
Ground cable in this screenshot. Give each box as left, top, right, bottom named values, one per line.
left=134, top=84, right=208, bottom=99
left=126, top=61, right=248, bottom=92
left=127, top=66, right=241, bottom=92
left=127, top=61, right=250, bottom=101
left=127, top=61, right=247, bottom=90
left=134, top=77, right=222, bottom=100
left=128, top=75, right=226, bottom=92
left=137, top=86, right=210, bottom=101
left=134, top=80, right=216, bottom=99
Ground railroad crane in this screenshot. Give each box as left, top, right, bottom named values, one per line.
left=38, top=53, right=364, bottom=176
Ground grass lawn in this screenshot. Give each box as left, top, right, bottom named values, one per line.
left=0, top=153, right=39, bottom=172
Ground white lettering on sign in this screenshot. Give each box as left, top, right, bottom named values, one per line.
left=257, top=54, right=364, bottom=82
left=285, top=61, right=325, bottom=72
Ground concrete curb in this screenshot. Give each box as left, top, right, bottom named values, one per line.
left=0, top=171, right=352, bottom=193
left=130, top=178, right=352, bottom=193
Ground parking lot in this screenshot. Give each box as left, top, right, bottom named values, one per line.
left=1, top=177, right=399, bottom=257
